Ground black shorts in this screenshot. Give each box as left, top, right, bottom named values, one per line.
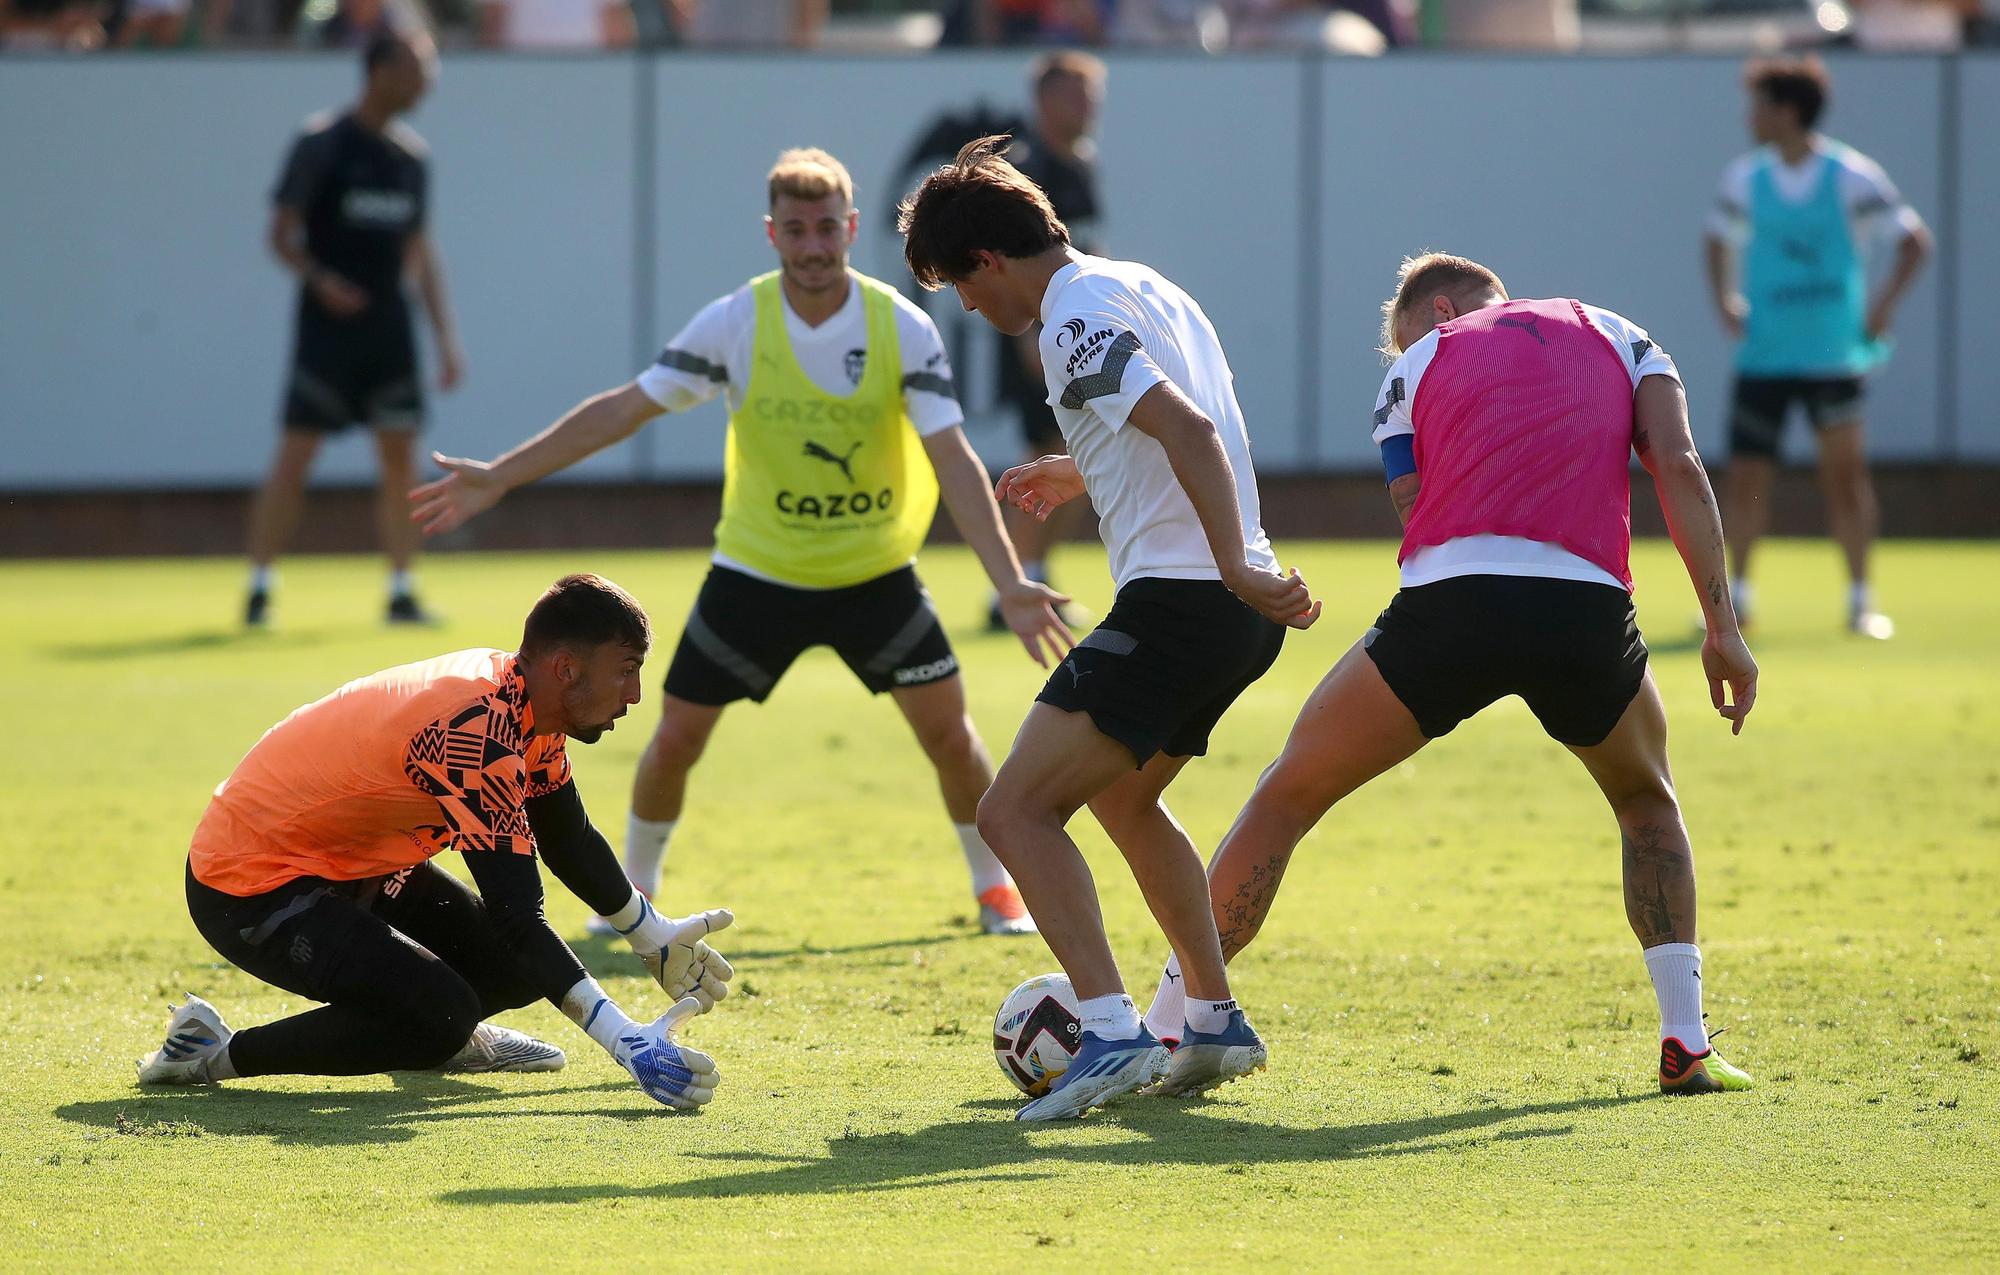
left=282, top=301, right=423, bottom=433
left=184, top=859, right=538, bottom=1022
left=1728, top=375, right=1865, bottom=459
left=663, top=564, right=959, bottom=706
left=1036, top=576, right=1286, bottom=767
left=1363, top=574, right=1647, bottom=747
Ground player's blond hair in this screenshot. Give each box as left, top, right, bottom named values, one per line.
left=1379, top=252, right=1507, bottom=358
left=768, top=147, right=853, bottom=210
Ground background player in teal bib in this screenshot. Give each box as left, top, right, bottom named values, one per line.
left=1704, top=56, right=1931, bottom=639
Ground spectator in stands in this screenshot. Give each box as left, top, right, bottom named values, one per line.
left=196, top=0, right=307, bottom=48
left=114, top=0, right=188, bottom=46
left=1223, top=0, right=1400, bottom=49
left=672, top=0, right=824, bottom=46
left=1, top=0, right=107, bottom=47
left=478, top=0, right=634, bottom=47
left=317, top=0, right=395, bottom=46
left=1850, top=0, right=1979, bottom=50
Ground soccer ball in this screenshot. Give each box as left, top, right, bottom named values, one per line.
left=992, top=972, right=1082, bottom=1096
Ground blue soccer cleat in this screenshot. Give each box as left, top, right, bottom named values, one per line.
left=1015, top=1028, right=1169, bottom=1121
left=1149, top=1008, right=1268, bottom=1097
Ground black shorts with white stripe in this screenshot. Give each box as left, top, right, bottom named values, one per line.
left=662, top=564, right=958, bottom=706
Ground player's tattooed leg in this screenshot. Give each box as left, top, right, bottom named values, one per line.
left=1622, top=820, right=1693, bottom=947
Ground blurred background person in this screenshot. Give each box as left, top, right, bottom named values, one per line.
left=1, top=0, right=108, bottom=47
left=478, top=0, right=635, bottom=48
left=113, top=0, right=188, bottom=47
left=245, top=29, right=464, bottom=628
left=672, top=0, right=824, bottom=47
left=1704, top=55, right=1931, bottom=641
left=1222, top=0, right=1401, bottom=51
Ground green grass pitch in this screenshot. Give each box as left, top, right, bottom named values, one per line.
left=2, top=540, right=1995, bottom=1271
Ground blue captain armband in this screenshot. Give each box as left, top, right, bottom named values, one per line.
left=1380, top=434, right=1417, bottom=484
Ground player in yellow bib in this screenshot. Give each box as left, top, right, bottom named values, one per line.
left=413, top=148, right=1072, bottom=936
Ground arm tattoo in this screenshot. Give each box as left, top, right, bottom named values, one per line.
left=1708, top=576, right=1723, bottom=607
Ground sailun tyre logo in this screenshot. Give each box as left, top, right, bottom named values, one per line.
left=1056, top=318, right=1088, bottom=347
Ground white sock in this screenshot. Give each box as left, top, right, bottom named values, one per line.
left=624, top=814, right=676, bottom=894
left=1849, top=581, right=1872, bottom=615
left=1077, top=992, right=1142, bottom=1041
left=388, top=568, right=415, bottom=598
left=956, top=823, right=1011, bottom=897
left=248, top=565, right=274, bottom=593
left=1731, top=577, right=1754, bottom=615
left=1644, top=942, right=1709, bottom=1053
left=1185, top=996, right=1238, bottom=1036
left=561, top=976, right=636, bottom=1053
left=1142, top=955, right=1186, bottom=1039
left=208, top=1043, right=240, bottom=1082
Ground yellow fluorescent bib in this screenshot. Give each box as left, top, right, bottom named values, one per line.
left=712, top=270, right=940, bottom=589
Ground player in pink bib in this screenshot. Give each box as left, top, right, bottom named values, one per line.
left=1142, top=254, right=1762, bottom=1096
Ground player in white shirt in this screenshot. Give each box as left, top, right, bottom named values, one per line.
left=413, top=149, right=1072, bottom=939
left=1704, top=56, right=1932, bottom=638
left=899, top=137, right=1321, bottom=1119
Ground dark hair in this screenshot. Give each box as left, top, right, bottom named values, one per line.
left=1746, top=55, right=1830, bottom=130
left=898, top=135, right=1069, bottom=290
left=1033, top=50, right=1105, bottom=96
left=520, top=573, right=651, bottom=661
left=363, top=31, right=410, bottom=75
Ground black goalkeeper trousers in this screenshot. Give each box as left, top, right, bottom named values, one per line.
left=185, top=859, right=541, bottom=1077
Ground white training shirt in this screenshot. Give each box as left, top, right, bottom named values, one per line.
left=1707, top=140, right=1925, bottom=250
left=634, top=272, right=963, bottom=584
left=1370, top=303, right=1680, bottom=591
left=1039, top=255, right=1277, bottom=592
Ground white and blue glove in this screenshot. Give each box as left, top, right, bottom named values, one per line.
left=611, top=995, right=719, bottom=1111
left=629, top=904, right=735, bottom=1012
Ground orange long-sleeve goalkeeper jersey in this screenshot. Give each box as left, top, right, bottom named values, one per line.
left=189, top=648, right=571, bottom=897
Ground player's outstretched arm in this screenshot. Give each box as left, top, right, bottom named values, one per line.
left=924, top=425, right=1075, bottom=668
left=1126, top=381, right=1320, bottom=630
left=527, top=782, right=735, bottom=1010
left=409, top=382, right=665, bottom=535
left=458, top=844, right=718, bottom=1109
left=1634, top=374, right=1758, bottom=732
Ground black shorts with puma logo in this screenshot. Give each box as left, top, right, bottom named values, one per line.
left=1037, top=577, right=1285, bottom=767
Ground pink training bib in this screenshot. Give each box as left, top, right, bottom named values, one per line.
left=1402, top=297, right=1637, bottom=590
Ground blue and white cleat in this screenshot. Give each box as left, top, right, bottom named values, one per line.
left=136, top=994, right=233, bottom=1086
left=439, top=1021, right=567, bottom=1073
left=1148, top=1009, right=1268, bottom=1097
left=1015, top=1028, right=1169, bottom=1121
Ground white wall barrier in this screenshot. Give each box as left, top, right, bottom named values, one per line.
left=0, top=52, right=1985, bottom=489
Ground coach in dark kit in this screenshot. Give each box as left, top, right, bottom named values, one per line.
left=244, top=29, right=464, bottom=629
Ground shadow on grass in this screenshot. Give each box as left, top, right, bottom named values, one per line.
left=53, top=1073, right=656, bottom=1147
left=47, top=626, right=350, bottom=661
left=437, top=1092, right=1651, bottom=1205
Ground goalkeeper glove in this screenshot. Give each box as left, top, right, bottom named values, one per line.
left=619, top=898, right=735, bottom=1011
left=609, top=995, right=719, bottom=1110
